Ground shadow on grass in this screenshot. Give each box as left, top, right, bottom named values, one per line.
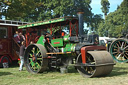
left=9, top=61, right=19, bottom=68
left=0, top=61, right=19, bottom=68
left=68, top=66, right=78, bottom=73
left=68, top=66, right=128, bottom=77
left=0, top=72, right=12, bottom=76
left=45, top=66, right=78, bottom=73
left=9, top=65, right=19, bottom=68
left=108, top=67, right=128, bottom=77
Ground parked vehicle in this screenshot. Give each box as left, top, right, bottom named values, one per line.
left=18, top=11, right=115, bottom=78
left=99, top=37, right=116, bottom=51
left=109, top=36, right=128, bottom=63
left=0, top=19, right=28, bottom=67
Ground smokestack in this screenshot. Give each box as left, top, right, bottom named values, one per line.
left=77, top=9, right=84, bottom=42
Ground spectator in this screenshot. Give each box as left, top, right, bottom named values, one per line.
left=19, top=41, right=25, bottom=71
left=14, top=31, right=18, bottom=38
left=19, top=32, right=25, bottom=43
left=14, top=32, right=21, bottom=44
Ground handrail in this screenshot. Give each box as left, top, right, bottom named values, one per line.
left=12, top=38, right=21, bottom=48
left=11, top=38, right=21, bottom=60
left=12, top=38, right=21, bottom=56
left=0, top=19, right=28, bottom=26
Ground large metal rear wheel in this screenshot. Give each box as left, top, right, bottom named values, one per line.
left=109, top=38, right=128, bottom=63
left=76, top=51, right=114, bottom=78
left=24, top=44, right=48, bottom=74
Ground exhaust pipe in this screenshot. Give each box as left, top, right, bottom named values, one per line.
left=77, top=9, right=84, bottom=42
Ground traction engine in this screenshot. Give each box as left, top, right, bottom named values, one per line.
left=23, top=11, right=115, bottom=78
left=109, top=35, right=128, bottom=63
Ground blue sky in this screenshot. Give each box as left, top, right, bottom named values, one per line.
left=84, top=0, right=123, bottom=32
left=91, top=0, right=123, bottom=16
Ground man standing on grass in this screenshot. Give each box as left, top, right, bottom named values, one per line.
left=19, top=41, right=25, bottom=71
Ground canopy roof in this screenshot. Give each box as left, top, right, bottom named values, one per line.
left=0, top=19, right=28, bottom=26
left=18, top=16, right=78, bottom=29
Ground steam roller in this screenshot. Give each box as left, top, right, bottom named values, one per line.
left=24, top=43, right=114, bottom=78
left=109, top=38, right=128, bottom=63
left=21, top=9, right=115, bottom=78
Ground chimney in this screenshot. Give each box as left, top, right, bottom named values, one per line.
left=77, top=9, right=84, bottom=42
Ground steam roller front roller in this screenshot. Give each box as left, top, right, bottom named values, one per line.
left=109, top=38, right=128, bottom=63
left=24, top=44, right=48, bottom=74
left=76, top=51, right=114, bottom=78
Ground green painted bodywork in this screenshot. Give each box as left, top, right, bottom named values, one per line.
left=18, top=17, right=77, bottom=29
left=37, top=35, right=45, bottom=46
left=63, top=34, right=70, bottom=42
left=63, top=43, right=76, bottom=52
left=18, top=18, right=64, bottom=29
left=36, top=35, right=76, bottom=53
left=51, top=38, right=63, bottom=47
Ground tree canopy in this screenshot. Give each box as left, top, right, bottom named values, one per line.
left=0, top=0, right=92, bottom=23
left=1, top=0, right=127, bottom=38
left=101, top=0, right=110, bottom=18
left=98, top=0, right=128, bottom=38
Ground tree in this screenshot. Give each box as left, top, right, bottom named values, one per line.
left=101, top=0, right=110, bottom=18
left=89, top=14, right=103, bottom=32
left=0, top=0, right=11, bottom=19
left=98, top=0, right=128, bottom=38
left=2, top=0, right=38, bottom=21
left=1, top=0, right=92, bottom=23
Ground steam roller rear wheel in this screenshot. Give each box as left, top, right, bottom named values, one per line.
left=24, top=44, right=48, bottom=74
left=76, top=51, right=114, bottom=78
left=109, top=38, right=128, bottom=63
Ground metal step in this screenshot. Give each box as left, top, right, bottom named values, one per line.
left=50, top=58, right=57, bottom=68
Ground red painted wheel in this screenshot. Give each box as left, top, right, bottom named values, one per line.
left=0, top=56, right=11, bottom=68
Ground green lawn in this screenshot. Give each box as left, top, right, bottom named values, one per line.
left=0, top=63, right=128, bottom=85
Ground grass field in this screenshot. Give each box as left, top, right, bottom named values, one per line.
left=0, top=63, right=128, bottom=85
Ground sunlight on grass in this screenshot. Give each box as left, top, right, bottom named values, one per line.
left=0, top=63, right=128, bottom=85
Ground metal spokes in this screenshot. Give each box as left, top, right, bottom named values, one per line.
left=84, top=55, right=95, bottom=75
left=28, top=46, right=42, bottom=72
left=24, top=44, right=48, bottom=74
left=76, top=53, right=96, bottom=77
left=110, top=39, right=128, bottom=62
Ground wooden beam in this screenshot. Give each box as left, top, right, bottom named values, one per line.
left=46, top=52, right=71, bottom=54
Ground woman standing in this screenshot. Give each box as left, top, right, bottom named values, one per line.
left=19, top=41, right=25, bottom=71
